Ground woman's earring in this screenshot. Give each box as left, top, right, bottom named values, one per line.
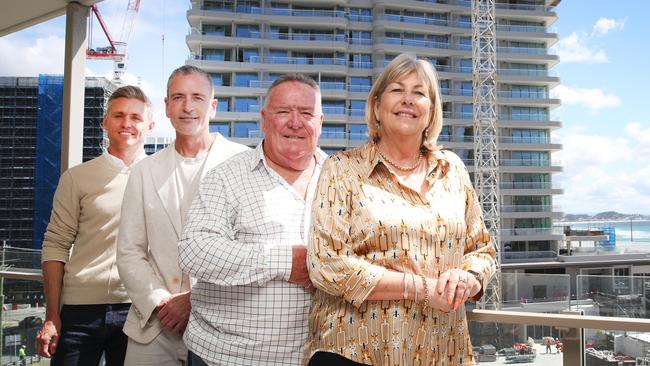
left=424, top=128, right=429, bottom=137
left=375, top=121, right=380, bottom=129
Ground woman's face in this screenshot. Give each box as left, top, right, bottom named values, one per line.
left=374, top=71, right=432, bottom=143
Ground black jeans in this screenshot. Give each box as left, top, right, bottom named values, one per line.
left=188, top=351, right=208, bottom=366
left=308, top=352, right=367, bottom=366
left=51, top=303, right=130, bottom=366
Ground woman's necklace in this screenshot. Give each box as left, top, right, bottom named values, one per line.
left=377, top=148, right=423, bottom=172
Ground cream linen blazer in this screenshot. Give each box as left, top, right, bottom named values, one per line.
left=117, top=134, right=248, bottom=343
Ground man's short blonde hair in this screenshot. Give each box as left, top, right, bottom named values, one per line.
left=106, top=85, right=153, bottom=121
left=365, top=53, right=443, bottom=153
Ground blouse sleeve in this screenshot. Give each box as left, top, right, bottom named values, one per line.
left=307, top=156, right=387, bottom=309
left=456, top=155, right=498, bottom=300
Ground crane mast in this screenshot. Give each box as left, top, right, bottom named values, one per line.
left=471, top=0, right=501, bottom=308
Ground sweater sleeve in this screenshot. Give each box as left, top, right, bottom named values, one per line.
left=41, top=170, right=80, bottom=263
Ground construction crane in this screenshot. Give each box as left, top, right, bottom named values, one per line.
left=86, top=0, right=141, bottom=83
left=471, top=0, right=502, bottom=309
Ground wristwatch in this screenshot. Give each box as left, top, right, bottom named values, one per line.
left=467, top=269, right=484, bottom=285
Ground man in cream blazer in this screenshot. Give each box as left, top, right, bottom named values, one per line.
left=117, top=65, right=248, bottom=365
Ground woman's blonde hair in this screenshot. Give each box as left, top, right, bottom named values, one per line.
left=365, top=53, right=443, bottom=153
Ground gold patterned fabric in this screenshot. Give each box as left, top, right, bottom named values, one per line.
left=306, top=142, right=497, bottom=366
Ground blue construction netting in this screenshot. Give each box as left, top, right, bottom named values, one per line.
left=32, top=75, right=63, bottom=250
left=598, top=226, right=616, bottom=248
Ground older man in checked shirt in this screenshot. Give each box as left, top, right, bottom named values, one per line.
left=179, top=74, right=325, bottom=366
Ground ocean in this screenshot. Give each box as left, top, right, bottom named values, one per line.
left=556, top=220, right=650, bottom=245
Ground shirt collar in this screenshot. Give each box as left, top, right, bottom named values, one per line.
left=103, top=149, right=147, bottom=169
left=363, top=141, right=449, bottom=179
left=250, top=140, right=328, bottom=172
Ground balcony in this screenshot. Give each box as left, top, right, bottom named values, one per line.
left=3, top=253, right=649, bottom=366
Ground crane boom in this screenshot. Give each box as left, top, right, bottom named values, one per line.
left=86, top=0, right=141, bottom=84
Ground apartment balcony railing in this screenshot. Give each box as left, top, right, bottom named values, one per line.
left=501, top=204, right=561, bottom=213
left=501, top=227, right=565, bottom=236
left=377, top=37, right=451, bottom=50
left=499, top=181, right=561, bottom=190
left=497, top=46, right=551, bottom=55
left=245, top=81, right=370, bottom=93
left=442, top=135, right=555, bottom=144
left=496, top=24, right=548, bottom=33
left=3, top=263, right=649, bottom=366
left=502, top=250, right=557, bottom=261
left=498, top=90, right=549, bottom=99
left=247, top=56, right=347, bottom=66
left=499, top=159, right=561, bottom=167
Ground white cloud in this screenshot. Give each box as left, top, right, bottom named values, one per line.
left=555, top=127, right=650, bottom=215
left=0, top=35, right=65, bottom=76
left=551, top=85, right=621, bottom=112
left=553, top=32, right=608, bottom=63
left=624, top=122, right=650, bottom=157
left=593, top=17, right=625, bottom=35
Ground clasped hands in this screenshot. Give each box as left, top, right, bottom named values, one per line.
left=427, top=268, right=481, bottom=312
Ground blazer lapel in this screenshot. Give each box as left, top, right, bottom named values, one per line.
left=151, top=145, right=182, bottom=238
left=201, top=133, right=229, bottom=180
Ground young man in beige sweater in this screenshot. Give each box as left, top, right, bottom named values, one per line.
left=36, top=85, right=155, bottom=365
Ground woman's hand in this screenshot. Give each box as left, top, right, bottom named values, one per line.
left=436, top=269, right=481, bottom=310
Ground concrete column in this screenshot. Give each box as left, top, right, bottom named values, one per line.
left=61, top=2, right=89, bottom=173
left=560, top=309, right=585, bottom=365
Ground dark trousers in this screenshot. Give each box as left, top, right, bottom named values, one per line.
left=51, top=303, right=130, bottom=366
left=188, top=351, right=208, bottom=366
left=308, top=352, right=367, bottom=366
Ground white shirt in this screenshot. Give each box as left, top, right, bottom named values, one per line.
left=179, top=142, right=327, bottom=366
left=173, top=149, right=209, bottom=228
left=102, top=150, right=147, bottom=171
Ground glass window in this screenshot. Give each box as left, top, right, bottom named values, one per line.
left=348, top=7, right=372, bottom=22
left=349, top=77, right=371, bottom=92
left=235, top=24, right=260, bottom=38
left=238, top=48, right=259, bottom=62
left=429, top=35, right=448, bottom=48
left=233, top=121, right=258, bottom=137
left=210, top=73, right=230, bottom=86
left=403, top=32, right=425, bottom=47
left=349, top=31, right=372, bottom=45
left=350, top=53, right=371, bottom=68
left=210, top=122, right=230, bottom=136
left=270, top=2, right=290, bottom=15
left=202, top=24, right=228, bottom=36
left=270, top=49, right=288, bottom=64
left=349, top=100, right=366, bottom=116
left=323, top=100, right=345, bottom=115
left=202, top=48, right=227, bottom=61
left=236, top=0, right=260, bottom=13
left=349, top=124, right=368, bottom=140
left=217, top=99, right=230, bottom=112
left=457, top=15, right=470, bottom=27
left=459, top=59, right=472, bottom=73
left=234, top=97, right=259, bottom=112
left=460, top=81, right=472, bottom=96
left=234, top=72, right=258, bottom=87
left=321, top=125, right=345, bottom=139
left=203, top=0, right=234, bottom=11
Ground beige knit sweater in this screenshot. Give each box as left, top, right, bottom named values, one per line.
left=42, top=155, right=132, bottom=305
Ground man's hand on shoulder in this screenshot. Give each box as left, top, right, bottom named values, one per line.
left=288, top=245, right=314, bottom=293
left=156, top=291, right=191, bottom=336
left=36, top=317, right=61, bottom=358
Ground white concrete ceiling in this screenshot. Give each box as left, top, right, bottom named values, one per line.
left=0, top=0, right=103, bottom=36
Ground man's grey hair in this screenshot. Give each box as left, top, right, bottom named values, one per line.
left=166, top=65, right=214, bottom=97
left=263, top=74, right=320, bottom=109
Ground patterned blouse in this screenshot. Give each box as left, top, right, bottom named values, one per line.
left=306, top=142, right=497, bottom=366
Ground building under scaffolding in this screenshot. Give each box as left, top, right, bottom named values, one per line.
left=0, top=76, right=115, bottom=257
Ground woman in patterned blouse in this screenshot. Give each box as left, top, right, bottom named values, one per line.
left=305, top=53, right=497, bottom=366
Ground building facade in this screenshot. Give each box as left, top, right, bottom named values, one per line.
left=0, top=76, right=114, bottom=253
left=185, top=0, right=564, bottom=267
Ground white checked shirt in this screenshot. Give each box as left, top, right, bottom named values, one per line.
left=179, top=142, right=326, bottom=366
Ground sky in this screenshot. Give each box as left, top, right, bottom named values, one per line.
left=0, top=0, right=648, bottom=215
